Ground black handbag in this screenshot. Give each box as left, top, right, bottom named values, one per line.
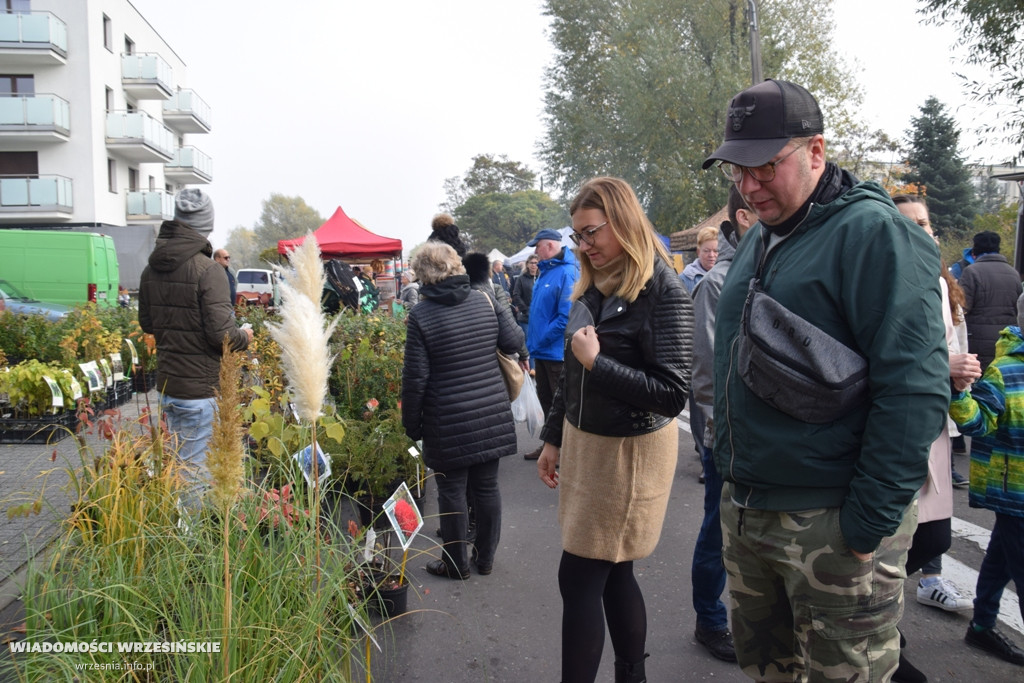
left=736, top=233, right=868, bottom=423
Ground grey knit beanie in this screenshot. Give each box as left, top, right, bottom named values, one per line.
left=174, top=188, right=214, bottom=236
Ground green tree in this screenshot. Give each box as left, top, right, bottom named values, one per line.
left=921, top=0, right=1024, bottom=162
left=442, top=154, right=538, bottom=213
left=252, top=194, right=324, bottom=251
left=903, top=97, right=979, bottom=236
left=540, top=0, right=861, bottom=233
left=455, top=190, right=569, bottom=256
left=223, top=226, right=261, bottom=269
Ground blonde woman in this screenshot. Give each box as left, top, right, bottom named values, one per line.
left=679, top=225, right=719, bottom=293
left=536, top=177, right=693, bottom=683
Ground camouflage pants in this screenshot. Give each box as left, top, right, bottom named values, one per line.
left=720, top=488, right=916, bottom=682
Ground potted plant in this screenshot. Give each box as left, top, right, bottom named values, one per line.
left=333, top=408, right=417, bottom=529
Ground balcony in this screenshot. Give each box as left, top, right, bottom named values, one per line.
left=165, top=146, right=212, bottom=184
left=0, top=11, right=67, bottom=66
left=0, top=94, right=69, bottom=143
left=162, top=90, right=211, bottom=134
left=121, top=53, right=173, bottom=100
left=105, top=111, right=174, bottom=163
left=0, top=175, right=73, bottom=220
left=126, top=189, right=173, bottom=222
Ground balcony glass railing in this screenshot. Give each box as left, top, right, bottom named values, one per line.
left=163, top=89, right=211, bottom=129
left=126, top=190, right=173, bottom=219
left=105, top=111, right=175, bottom=158
left=0, top=94, right=69, bottom=131
left=0, top=175, right=72, bottom=209
left=0, top=11, right=67, bottom=53
left=121, top=53, right=173, bottom=92
left=167, top=146, right=213, bottom=178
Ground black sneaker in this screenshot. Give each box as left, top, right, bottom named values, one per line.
left=964, top=622, right=1024, bottom=666
left=694, top=625, right=736, bottom=662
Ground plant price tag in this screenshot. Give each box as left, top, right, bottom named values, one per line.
left=124, top=338, right=139, bottom=367
left=62, top=370, right=83, bottom=400
left=78, top=361, right=103, bottom=393
left=109, top=354, right=124, bottom=381
left=98, top=358, right=113, bottom=387
left=42, top=375, right=63, bottom=409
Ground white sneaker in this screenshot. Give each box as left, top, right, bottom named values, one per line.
left=917, top=578, right=973, bottom=612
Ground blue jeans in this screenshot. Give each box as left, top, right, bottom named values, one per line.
left=973, top=512, right=1024, bottom=629
left=691, top=443, right=728, bottom=631
left=160, top=393, right=216, bottom=485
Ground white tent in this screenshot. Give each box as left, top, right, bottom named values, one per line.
left=506, top=227, right=576, bottom=265
left=486, top=248, right=508, bottom=264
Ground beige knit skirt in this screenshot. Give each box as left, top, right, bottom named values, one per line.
left=558, top=419, right=678, bottom=563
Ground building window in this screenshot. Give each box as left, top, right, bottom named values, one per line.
left=148, top=175, right=156, bottom=191
left=124, top=36, right=134, bottom=56
left=105, top=87, right=114, bottom=112
left=128, top=168, right=138, bottom=192
left=0, top=151, right=38, bottom=176
left=108, top=158, right=116, bottom=193
left=0, top=74, right=33, bottom=95
left=103, top=15, right=112, bottom=52
left=6, top=1, right=31, bottom=13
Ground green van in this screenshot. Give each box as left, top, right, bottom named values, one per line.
left=0, top=229, right=120, bottom=308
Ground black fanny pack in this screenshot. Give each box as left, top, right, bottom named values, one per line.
left=736, top=234, right=868, bottom=424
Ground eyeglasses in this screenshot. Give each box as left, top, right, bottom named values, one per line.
left=718, top=142, right=805, bottom=184
left=569, top=222, right=608, bottom=247
left=223, top=256, right=231, bottom=260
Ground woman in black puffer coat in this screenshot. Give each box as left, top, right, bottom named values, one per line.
left=401, top=241, right=525, bottom=579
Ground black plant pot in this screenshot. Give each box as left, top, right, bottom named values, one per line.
left=364, top=576, right=408, bottom=617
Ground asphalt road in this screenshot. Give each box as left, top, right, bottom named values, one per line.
left=364, top=417, right=1023, bottom=682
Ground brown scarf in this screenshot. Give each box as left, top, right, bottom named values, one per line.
left=591, top=253, right=627, bottom=297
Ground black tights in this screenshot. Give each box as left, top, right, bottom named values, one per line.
left=559, top=550, right=646, bottom=683
left=906, top=518, right=952, bottom=576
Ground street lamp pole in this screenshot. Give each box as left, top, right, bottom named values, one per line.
left=747, top=0, right=763, bottom=85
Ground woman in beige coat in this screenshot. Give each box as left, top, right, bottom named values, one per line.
left=537, top=177, right=692, bottom=683
left=893, top=194, right=981, bottom=681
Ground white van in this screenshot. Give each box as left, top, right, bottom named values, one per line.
left=235, top=268, right=280, bottom=308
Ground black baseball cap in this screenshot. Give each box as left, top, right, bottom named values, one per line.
left=702, top=79, right=823, bottom=170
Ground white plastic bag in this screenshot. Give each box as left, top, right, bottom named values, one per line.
left=511, top=371, right=545, bottom=437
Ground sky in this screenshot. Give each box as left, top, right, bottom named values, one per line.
left=128, top=0, right=1014, bottom=258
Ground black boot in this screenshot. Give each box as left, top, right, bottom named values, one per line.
left=893, top=628, right=927, bottom=683
left=613, top=654, right=649, bottom=683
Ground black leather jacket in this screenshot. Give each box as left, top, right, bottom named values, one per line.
left=540, top=259, right=693, bottom=445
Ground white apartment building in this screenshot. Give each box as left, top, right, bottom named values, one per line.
left=0, top=0, right=211, bottom=287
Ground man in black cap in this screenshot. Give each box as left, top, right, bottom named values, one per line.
left=139, top=189, right=252, bottom=504
left=705, top=80, right=949, bottom=681
left=522, top=228, right=578, bottom=460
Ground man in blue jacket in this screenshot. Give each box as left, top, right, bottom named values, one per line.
left=704, top=80, right=948, bottom=682
left=523, top=229, right=578, bottom=460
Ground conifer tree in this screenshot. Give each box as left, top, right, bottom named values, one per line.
left=903, top=97, right=979, bottom=236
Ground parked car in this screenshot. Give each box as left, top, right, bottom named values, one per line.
left=235, top=268, right=280, bottom=308
left=0, top=280, right=70, bottom=321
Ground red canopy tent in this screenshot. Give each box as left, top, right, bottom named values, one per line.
left=277, top=206, right=402, bottom=260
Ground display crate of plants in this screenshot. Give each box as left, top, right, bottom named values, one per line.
left=0, top=409, right=76, bottom=445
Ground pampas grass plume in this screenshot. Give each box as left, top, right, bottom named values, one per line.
left=283, top=235, right=327, bottom=308
left=268, top=238, right=336, bottom=423
left=206, top=339, right=245, bottom=511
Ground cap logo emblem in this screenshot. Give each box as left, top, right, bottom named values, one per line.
left=729, top=102, right=756, bottom=131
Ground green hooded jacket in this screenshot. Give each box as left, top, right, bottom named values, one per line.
left=713, top=180, right=949, bottom=553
